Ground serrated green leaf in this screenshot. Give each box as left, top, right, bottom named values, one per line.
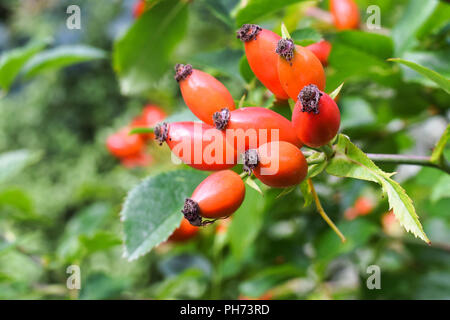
left=121, top=170, right=208, bottom=260
left=23, top=45, right=106, bottom=77
left=299, top=180, right=312, bottom=207
left=0, top=41, right=46, bottom=92
left=235, top=0, right=305, bottom=26
left=326, top=134, right=429, bottom=243
left=113, top=0, right=188, bottom=95
left=388, top=58, right=450, bottom=93
left=431, top=124, right=450, bottom=163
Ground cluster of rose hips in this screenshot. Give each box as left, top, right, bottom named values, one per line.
left=106, top=105, right=166, bottom=168
left=152, top=22, right=343, bottom=229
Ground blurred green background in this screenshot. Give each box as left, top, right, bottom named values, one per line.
left=0, top=0, right=449, bottom=299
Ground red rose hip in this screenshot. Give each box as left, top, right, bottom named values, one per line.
left=292, top=84, right=340, bottom=148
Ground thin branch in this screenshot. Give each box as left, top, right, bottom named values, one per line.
left=307, top=179, right=346, bottom=243
left=366, top=153, right=450, bottom=174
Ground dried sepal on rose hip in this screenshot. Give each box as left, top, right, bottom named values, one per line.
left=182, top=170, right=246, bottom=226
left=237, top=24, right=289, bottom=100
left=276, top=37, right=326, bottom=100
left=243, top=141, right=308, bottom=188
left=212, top=107, right=302, bottom=153
left=292, top=84, right=340, bottom=148
left=175, top=64, right=235, bottom=125
left=154, top=121, right=237, bottom=171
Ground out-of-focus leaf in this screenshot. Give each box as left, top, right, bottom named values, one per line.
left=316, top=219, right=378, bottom=262
left=235, top=0, right=305, bottom=26
left=113, top=0, right=188, bottom=95
left=158, top=254, right=212, bottom=278
left=228, top=186, right=266, bottom=260
left=0, top=150, right=41, bottom=183
left=291, top=28, right=322, bottom=46
left=190, top=49, right=243, bottom=81
left=164, top=109, right=199, bottom=123
left=392, top=0, right=439, bottom=56
left=0, top=189, right=35, bottom=218
left=239, top=55, right=254, bottom=83
left=431, top=175, right=450, bottom=203
left=335, top=31, right=393, bottom=60
left=388, top=58, right=450, bottom=93
left=121, top=170, right=208, bottom=261
left=79, top=231, right=121, bottom=254
left=155, top=268, right=207, bottom=299
left=57, top=202, right=112, bottom=260
left=0, top=41, right=46, bottom=92
left=200, top=0, right=234, bottom=28
left=239, top=264, right=304, bottom=297
left=431, top=124, right=450, bottom=164
left=340, top=97, right=375, bottom=129
left=79, top=272, right=130, bottom=300
left=326, top=134, right=429, bottom=243
left=23, top=45, right=106, bottom=77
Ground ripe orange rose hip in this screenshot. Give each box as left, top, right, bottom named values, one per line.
left=213, top=107, right=302, bottom=153
left=292, top=85, right=340, bottom=148
left=182, top=170, right=245, bottom=226
left=175, top=64, right=235, bottom=125
left=237, top=24, right=289, bottom=100
left=306, top=40, right=332, bottom=66
left=168, top=218, right=199, bottom=242
left=276, top=38, right=326, bottom=100
left=330, top=0, right=360, bottom=30
left=106, top=127, right=145, bottom=158
left=244, top=141, right=307, bottom=188
left=132, top=0, right=146, bottom=18
left=154, top=121, right=237, bottom=171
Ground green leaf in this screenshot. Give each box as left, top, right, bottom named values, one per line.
left=339, top=97, right=375, bottom=129
left=335, top=31, right=393, bottom=60
left=239, top=55, right=254, bottom=83
left=228, top=186, right=266, bottom=260
left=245, top=176, right=263, bottom=195
left=291, top=28, right=322, bottom=46
left=299, top=180, right=312, bottom=207
left=431, top=174, right=450, bottom=203
left=326, top=134, right=429, bottom=243
left=200, top=0, right=234, bottom=28
left=328, top=82, right=344, bottom=100
left=79, top=232, right=122, bottom=254
left=0, top=41, right=46, bottom=92
left=0, top=150, right=41, bottom=183
left=113, top=0, right=188, bottom=95
left=190, top=49, right=243, bottom=81
left=129, top=127, right=154, bottom=135
left=276, top=186, right=296, bottom=199
left=23, top=45, right=106, bottom=77
left=388, top=58, right=450, bottom=94
left=235, top=0, right=305, bottom=26
left=431, top=124, right=450, bottom=164
left=392, top=0, right=439, bottom=56
left=121, top=170, right=208, bottom=261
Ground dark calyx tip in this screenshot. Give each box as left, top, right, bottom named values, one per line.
left=174, top=63, right=193, bottom=82
left=213, top=108, right=230, bottom=130
left=236, top=24, right=262, bottom=42
left=276, top=38, right=295, bottom=62
left=182, top=198, right=215, bottom=227
left=298, top=84, right=322, bottom=114
left=154, top=122, right=168, bottom=145
left=243, top=149, right=259, bottom=174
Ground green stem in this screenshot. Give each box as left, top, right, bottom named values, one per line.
left=366, top=153, right=450, bottom=174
